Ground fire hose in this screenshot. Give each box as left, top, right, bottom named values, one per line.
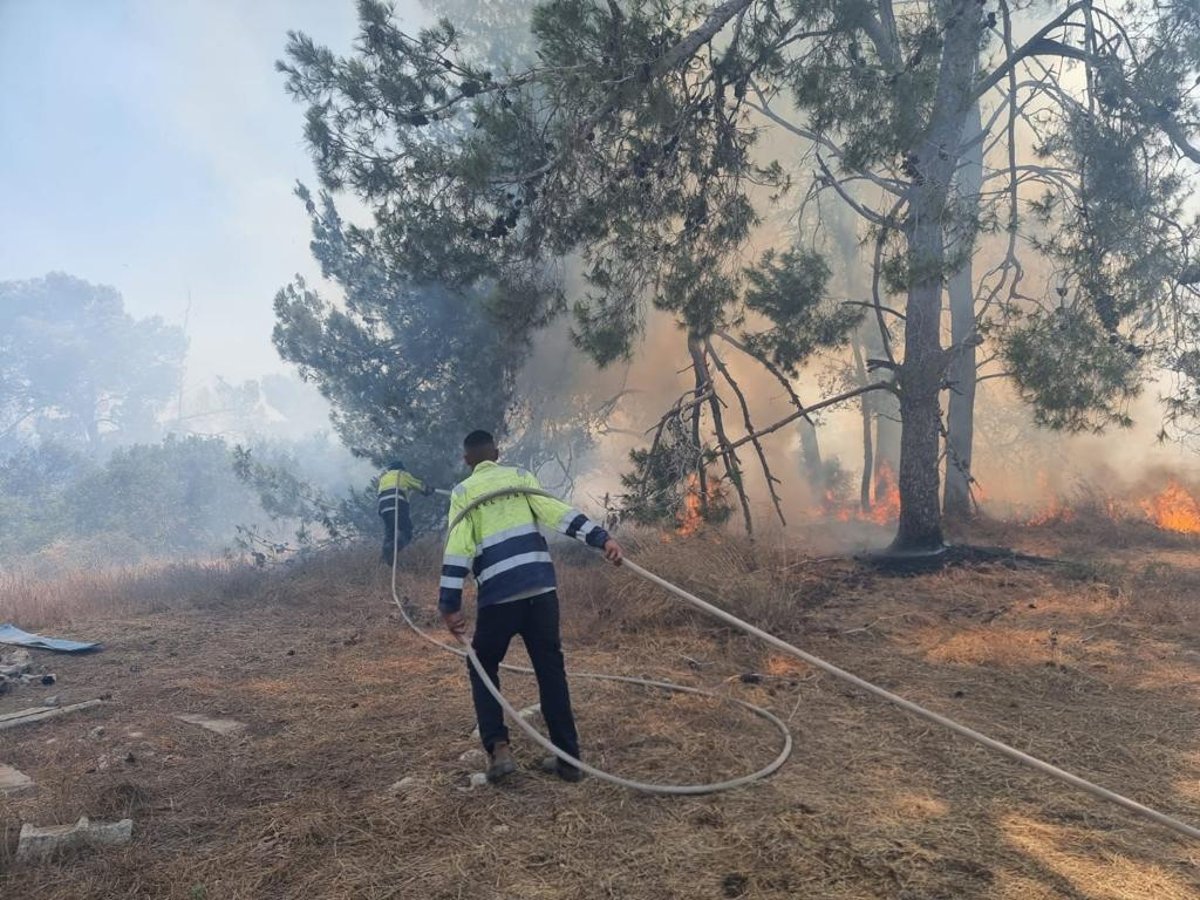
left=391, top=486, right=1200, bottom=839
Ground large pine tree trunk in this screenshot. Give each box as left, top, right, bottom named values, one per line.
left=943, top=106, right=984, bottom=520
left=890, top=5, right=982, bottom=554
left=894, top=249, right=947, bottom=553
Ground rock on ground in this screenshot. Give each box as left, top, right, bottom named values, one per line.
left=0, top=763, right=34, bottom=794
left=17, top=817, right=133, bottom=862
left=174, top=714, right=247, bottom=736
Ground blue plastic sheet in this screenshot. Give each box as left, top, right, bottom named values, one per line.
left=0, top=624, right=100, bottom=653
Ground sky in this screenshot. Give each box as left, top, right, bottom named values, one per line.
left=0, top=0, right=423, bottom=384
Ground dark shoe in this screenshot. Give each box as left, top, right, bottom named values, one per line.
left=486, top=743, right=517, bottom=783
left=541, top=755, right=583, bottom=783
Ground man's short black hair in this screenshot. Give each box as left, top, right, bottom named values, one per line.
left=463, top=430, right=495, bottom=449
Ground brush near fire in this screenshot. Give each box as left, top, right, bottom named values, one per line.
left=668, top=463, right=1200, bottom=537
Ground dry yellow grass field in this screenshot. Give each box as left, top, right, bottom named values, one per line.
left=1, top=525, right=1198, bottom=898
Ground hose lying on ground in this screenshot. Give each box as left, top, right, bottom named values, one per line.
left=391, top=486, right=1200, bottom=839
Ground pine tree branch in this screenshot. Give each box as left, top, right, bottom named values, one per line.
left=861, top=12, right=900, bottom=73
left=641, top=388, right=713, bottom=436
left=691, top=350, right=710, bottom=516
left=814, top=154, right=891, bottom=227
left=747, top=84, right=907, bottom=197
left=973, top=2, right=1090, bottom=100
left=976, top=0, right=1026, bottom=326
left=842, top=299, right=906, bottom=320
left=637, top=385, right=712, bottom=499
left=493, top=0, right=756, bottom=185
left=1137, top=102, right=1200, bottom=165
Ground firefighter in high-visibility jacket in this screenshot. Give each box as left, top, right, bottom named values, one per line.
left=377, top=460, right=427, bottom=563
left=439, top=430, right=623, bottom=784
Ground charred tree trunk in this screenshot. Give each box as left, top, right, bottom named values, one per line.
left=851, top=335, right=874, bottom=512
left=835, top=208, right=881, bottom=513
left=943, top=104, right=984, bottom=519
left=891, top=4, right=982, bottom=554
left=688, top=333, right=753, bottom=535
left=894, top=256, right=946, bottom=553
left=862, top=325, right=900, bottom=490
left=690, top=347, right=710, bottom=518
left=798, top=418, right=824, bottom=494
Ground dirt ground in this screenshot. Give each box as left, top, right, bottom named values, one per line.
left=1, top=524, right=1199, bottom=899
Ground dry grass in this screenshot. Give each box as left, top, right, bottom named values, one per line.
left=1, top=525, right=1198, bottom=898
left=0, top=548, right=389, bottom=629
left=0, top=561, right=262, bottom=628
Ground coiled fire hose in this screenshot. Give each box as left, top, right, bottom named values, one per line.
left=389, top=485, right=1200, bottom=838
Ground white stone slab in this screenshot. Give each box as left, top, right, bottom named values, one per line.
left=0, top=763, right=34, bottom=794
left=174, top=714, right=247, bottom=736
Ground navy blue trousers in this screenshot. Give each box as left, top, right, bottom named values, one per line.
left=380, top=501, right=412, bottom=562
left=468, top=591, right=580, bottom=764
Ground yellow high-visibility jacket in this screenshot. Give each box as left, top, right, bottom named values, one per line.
left=438, top=461, right=609, bottom=614
left=377, top=467, right=424, bottom=516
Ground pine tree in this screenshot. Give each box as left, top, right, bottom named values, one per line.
left=279, top=0, right=1199, bottom=551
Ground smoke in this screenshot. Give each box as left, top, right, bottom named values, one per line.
left=971, top=374, right=1200, bottom=514
left=539, top=206, right=1200, bottom=535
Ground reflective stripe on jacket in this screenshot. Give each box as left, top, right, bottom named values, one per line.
left=378, top=468, right=424, bottom=514
left=438, top=461, right=609, bottom=614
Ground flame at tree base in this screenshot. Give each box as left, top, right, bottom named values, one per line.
left=676, top=473, right=704, bottom=536
left=868, top=463, right=901, bottom=525
left=820, top=461, right=901, bottom=525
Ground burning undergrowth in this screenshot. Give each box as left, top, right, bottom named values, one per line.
left=1007, top=474, right=1200, bottom=537
left=621, top=457, right=1200, bottom=548
left=820, top=460, right=902, bottom=526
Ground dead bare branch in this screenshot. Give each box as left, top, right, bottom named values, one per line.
left=706, top=338, right=786, bottom=526
left=726, top=381, right=892, bottom=452
left=715, top=330, right=815, bottom=426
left=690, top=336, right=753, bottom=535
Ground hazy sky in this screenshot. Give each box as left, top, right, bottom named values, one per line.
left=0, top=0, right=423, bottom=384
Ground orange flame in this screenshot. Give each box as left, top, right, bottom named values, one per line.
left=1026, top=472, right=1076, bottom=526
left=867, top=462, right=901, bottom=525
left=1140, top=480, right=1200, bottom=534
left=823, top=488, right=852, bottom=522
left=818, top=462, right=900, bottom=524
left=677, top=473, right=704, bottom=536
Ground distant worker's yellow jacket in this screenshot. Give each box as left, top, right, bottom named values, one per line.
left=438, top=461, right=609, bottom=614
left=377, top=467, right=424, bottom=516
